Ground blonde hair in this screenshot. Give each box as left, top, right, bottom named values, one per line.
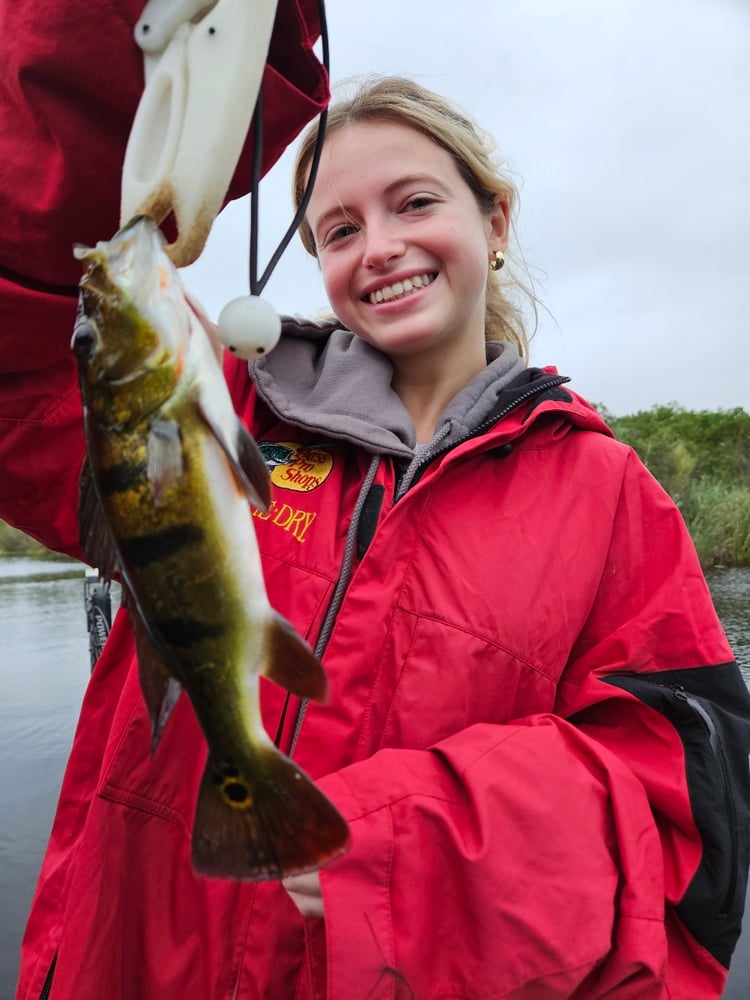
left=292, top=75, right=536, bottom=360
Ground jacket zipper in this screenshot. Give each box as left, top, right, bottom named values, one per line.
left=288, top=455, right=381, bottom=756
left=38, top=954, right=57, bottom=1000
left=672, top=685, right=739, bottom=915
left=291, top=376, right=570, bottom=751
left=393, top=375, right=571, bottom=501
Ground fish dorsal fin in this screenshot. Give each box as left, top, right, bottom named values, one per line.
left=79, top=452, right=177, bottom=661
left=263, top=612, right=329, bottom=703
left=147, top=418, right=184, bottom=503
left=123, top=586, right=183, bottom=751
left=197, top=397, right=271, bottom=513
left=82, top=458, right=184, bottom=749
left=78, top=458, right=120, bottom=580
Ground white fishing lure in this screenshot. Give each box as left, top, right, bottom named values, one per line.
left=122, top=0, right=279, bottom=268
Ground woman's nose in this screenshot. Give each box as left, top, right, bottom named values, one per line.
left=362, top=222, right=405, bottom=270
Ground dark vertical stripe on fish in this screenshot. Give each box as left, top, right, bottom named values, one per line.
left=97, top=460, right=147, bottom=495
left=120, top=524, right=205, bottom=565
left=151, top=618, right=226, bottom=647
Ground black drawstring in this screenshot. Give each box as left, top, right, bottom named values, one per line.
left=248, top=0, right=330, bottom=296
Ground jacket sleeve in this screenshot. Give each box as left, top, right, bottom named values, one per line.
left=316, top=453, right=750, bottom=999
left=0, top=0, right=327, bottom=552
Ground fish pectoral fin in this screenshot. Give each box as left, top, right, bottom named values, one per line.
left=78, top=457, right=120, bottom=580
left=147, top=418, right=184, bottom=502
left=197, top=396, right=271, bottom=513
left=191, top=746, right=350, bottom=880
left=234, top=423, right=272, bottom=513
left=126, top=588, right=183, bottom=751
left=263, top=613, right=330, bottom=703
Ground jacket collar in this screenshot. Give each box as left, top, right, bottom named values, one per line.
left=251, top=317, right=611, bottom=456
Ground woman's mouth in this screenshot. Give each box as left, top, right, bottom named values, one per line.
left=366, top=272, right=436, bottom=305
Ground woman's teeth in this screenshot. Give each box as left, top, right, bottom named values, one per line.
left=368, top=273, right=434, bottom=304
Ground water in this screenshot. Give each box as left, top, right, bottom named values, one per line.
left=0, top=560, right=90, bottom=1000
left=707, top=567, right=750, bottom=688
left=0, top=560, right=748, bottom=999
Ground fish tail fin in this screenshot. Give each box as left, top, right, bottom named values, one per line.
left=191, top=745, right=350, bottom=880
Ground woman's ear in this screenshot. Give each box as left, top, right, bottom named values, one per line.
left=488, top=198, right=510, bottom=251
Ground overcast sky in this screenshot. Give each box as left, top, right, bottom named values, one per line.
left=184, top=0, right=749, bottom=416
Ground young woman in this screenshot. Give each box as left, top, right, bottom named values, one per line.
left=2, top=11, right=749, bottom=998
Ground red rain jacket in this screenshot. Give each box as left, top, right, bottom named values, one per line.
left=2, top=3, right=750, bottom=998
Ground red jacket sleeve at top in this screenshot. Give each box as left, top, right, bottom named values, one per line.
left=0, top=0, right=328, bottom=552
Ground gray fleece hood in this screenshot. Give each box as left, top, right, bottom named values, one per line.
left=251, top=317, right=527, bottom=458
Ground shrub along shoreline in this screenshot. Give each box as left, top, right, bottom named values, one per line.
left=1, top=405, right=748, bottom=568
left=599, top=405, right=750, bottom=568
left=0, top=520, right=63, bottom=559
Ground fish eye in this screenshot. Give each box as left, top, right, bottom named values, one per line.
left=71, top=319, right=99, bottom=361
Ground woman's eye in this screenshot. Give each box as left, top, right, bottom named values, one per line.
left=328, top=224, right=358, bottom=244
left=404, top=196, right=435, bottom=211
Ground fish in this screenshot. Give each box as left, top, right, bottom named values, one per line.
left=71, top=215, right=349, bottom=880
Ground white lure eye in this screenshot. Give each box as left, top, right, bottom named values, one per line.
left=216, top=295, right=282, bottom=359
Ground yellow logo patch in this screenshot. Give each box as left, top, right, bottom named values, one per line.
left=260, top=441, right=334, bottom=493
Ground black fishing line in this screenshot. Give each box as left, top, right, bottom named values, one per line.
left=248, top=0, right=330, bottom=296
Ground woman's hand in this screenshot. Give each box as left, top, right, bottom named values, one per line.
left=282, top=870, right=324, bottom=919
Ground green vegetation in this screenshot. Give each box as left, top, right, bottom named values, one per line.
left=0, top=520, right=60, bottom=558
left=598, top=405, right=750, bottom=568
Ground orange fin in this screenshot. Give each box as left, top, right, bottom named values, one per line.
left=234, top=422, right=272, bottom=512
left=186, top=292, right=223, bottom=363
left=263, top=613, right=329, bottom=703
left=197, top=398, right=271, bottom=513
left=191, top=745, right=350, bottom=880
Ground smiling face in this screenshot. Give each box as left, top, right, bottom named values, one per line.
left=306, top=121, right=509, bottom=379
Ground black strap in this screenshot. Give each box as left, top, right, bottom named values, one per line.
left=356, top=484, right=386, bottom=560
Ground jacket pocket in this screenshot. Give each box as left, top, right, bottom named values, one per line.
left=604, top=664, right=750, bottom=969
left=671, top=684, right=739, bottom=916
left=37, top=953, right=56, bottom=1000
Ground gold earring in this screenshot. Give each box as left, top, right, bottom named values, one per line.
left=489, top=250, right=505, bottom=272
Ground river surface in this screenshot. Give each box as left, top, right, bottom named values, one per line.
left=0, top=559, right=748, bottom=999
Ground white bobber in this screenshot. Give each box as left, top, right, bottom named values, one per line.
left=216, top=295, right=282, bottom=359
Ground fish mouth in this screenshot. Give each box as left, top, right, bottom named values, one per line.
left=75, top=216, right=165, bottom=300
left=362, top=272, right=437, bottom=305
left=108, top=216, right=165, bottom=293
